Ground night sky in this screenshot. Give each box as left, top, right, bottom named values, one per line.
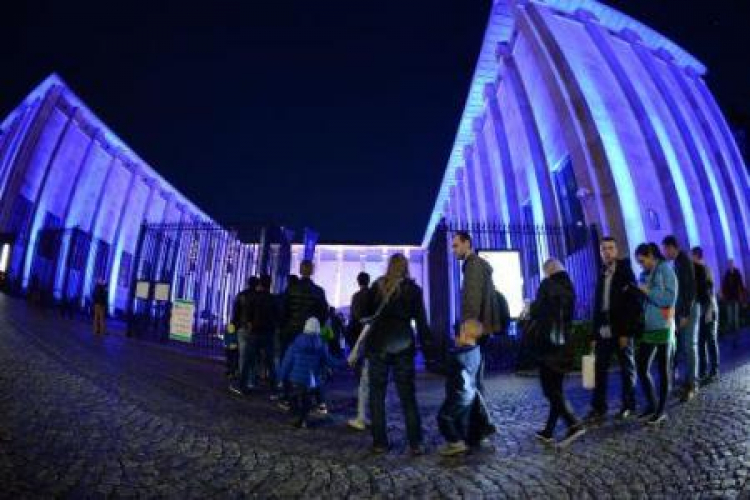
left=2, top=1, right=747, bottom=245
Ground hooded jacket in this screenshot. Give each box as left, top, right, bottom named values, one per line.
left=279, top=318, right=343, bottom=388
left=641, top=261, right=678, bottom=333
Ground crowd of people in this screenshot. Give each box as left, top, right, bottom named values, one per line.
left=222, top=230, right=747, bottom=456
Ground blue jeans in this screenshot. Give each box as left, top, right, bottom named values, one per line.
left=368, top=349, right=423, bottom=449
left=438, top=395, right=473, bottom=443
left=675, top=303, right=700, bottom=390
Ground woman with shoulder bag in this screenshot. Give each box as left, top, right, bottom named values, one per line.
left=365, top=253, right=432, bottom=455
left=633, top=243, right=678, bottom=425
left=529, top=258, right=585, bottom=447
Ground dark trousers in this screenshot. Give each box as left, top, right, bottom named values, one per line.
left=637, top=342, right=671, bottom=415
left=256, top=332, right=276, bottom=387
left=368, top=350, right=423, bottom=448
left=290, top=384, right=315, bottom=424
left=438, top=396, right=473, bottom=443
left=591, top=337, right=636, bottom=413
left=698, top=320, right=719, bottom=378
left=239, top=334, right=262, bottom=390
left=539, top=362, right=578, bottom=432
left=225, top=348, right=239, bottom=378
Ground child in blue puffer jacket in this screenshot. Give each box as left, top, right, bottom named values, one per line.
left=279, top=317, right=345, bottom=428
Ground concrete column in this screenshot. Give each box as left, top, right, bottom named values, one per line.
left=670, top=64, right=750, bottom=276
left=456, top=167, right=473, bottom=226
left=51, top=127, right=100, bottom=296
left=464, top=143, right=488, bottom=227
left=80, top=151, right=117, bottom=302
left=0, top=104, right=38, bottom=198
left=20, top=106, right=80, bottom=287
left=516, top=3, right=631, bottom=247
left=630, top=43, right=730, bottom=274
left=0, top=89, right=61, bottom=232
left=106, top=162, right=141, bottom=311
left=482, top=82, right=522, bottom=226
left=579, top=13, right=693, bottom=249
left=498, top=42, right=560, bottom=228
left=471, top=118, right=498, bottom=224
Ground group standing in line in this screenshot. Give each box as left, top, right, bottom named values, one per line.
left=221, top=230, right=746, bottom=455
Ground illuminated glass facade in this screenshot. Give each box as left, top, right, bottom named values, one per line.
left=424, top=0, right=750, bottom=283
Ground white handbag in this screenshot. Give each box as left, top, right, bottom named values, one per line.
left=582, top=354, right=596, bottom=390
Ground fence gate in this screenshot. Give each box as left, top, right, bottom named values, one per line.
left=126, top=222, right=294, bottom=356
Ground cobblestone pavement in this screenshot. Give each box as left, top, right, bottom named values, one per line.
left=2, top=295, right=750, bottom=498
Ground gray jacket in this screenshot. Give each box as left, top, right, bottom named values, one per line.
left=461, top=253, right=502, bottom=334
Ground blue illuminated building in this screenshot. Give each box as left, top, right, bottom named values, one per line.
left=0, top=74, right=214, bottom=314
left=423, top=0, right=750, bottom=285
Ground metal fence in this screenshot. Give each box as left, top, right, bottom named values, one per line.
left=126, top=223, right=293, bottom=356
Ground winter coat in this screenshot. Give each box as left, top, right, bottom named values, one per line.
left=280, top=278, right=329, bottom=340
left=279, top=333, right=343, bottom=389
left=231, top=288, right=255, bottom=332
left=461, top=253, right=502, bottom=334
left=365, top=278, right=431, bottom=356
left=529, top=271, right=576, bottom=372
left=641, top=261, right=678, bottom=333
left=591, top=258, right=641, bottom=340
left=673, top=251, right=696, bottom=320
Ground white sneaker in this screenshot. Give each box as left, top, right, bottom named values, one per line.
left=439, top=441, right=469, bottom=456
left=347, top=419, right=367, bottom=431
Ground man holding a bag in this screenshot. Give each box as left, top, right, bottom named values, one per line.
left=586, top=237, right=641, bottom=423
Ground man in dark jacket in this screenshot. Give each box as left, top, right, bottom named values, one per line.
left=721, top=259, right=746, bottom=334
left=279, top=259, right=329, bottom=366
left=452, top=232, right=502, bottom=336
left=692, top=247, right=719, bottom=383
left=347, top=272, right=371, bottom=350
left=230, top=276, right=259, bottom=394
left=451, top=231, right=498, bottom=442
left=586, top=237, right=640, bottom=422
left=251, top=274, right=279, bottom=389
left=662, top=235, right=699, bottom=402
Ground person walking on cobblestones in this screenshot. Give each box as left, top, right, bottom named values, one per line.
left=692, top=247, right=720, bottom=384
left=279, top=317, right=345, bottom=428
left=251, top=274, right=280, bottom=389
left=92, top=279, right=108, bottom=336
left=662, top=235, right=699, bottom=402
left=279, top=260, right=329, bottom=363
left=365, top=253, right=431, bottom=455
left=230, top=276, right=259, bottom=395
left=721, top=259, right=746, bottom=335
left=451, top=230, right=500, bottom=439
left=529, top=258, right=585, bottom=447
left=634, top=243, right=678, bottom=425
left=586, top=237, right=640, bottom=423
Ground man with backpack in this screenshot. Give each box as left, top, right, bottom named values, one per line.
left=451, top=231, right=506, bottom=444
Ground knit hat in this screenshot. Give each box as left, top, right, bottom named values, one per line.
left=303, top=317, right=321, bottom=335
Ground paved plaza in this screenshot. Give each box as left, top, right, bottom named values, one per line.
left=1, top=295, right=750, bottom=498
